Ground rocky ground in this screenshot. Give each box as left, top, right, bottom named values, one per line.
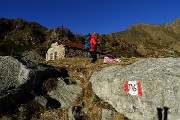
left=1, top=56, right=180, bottom=120
left=0, top=57, right=137, bottom=120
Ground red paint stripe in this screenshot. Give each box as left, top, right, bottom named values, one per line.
left=124, top=80, right=129, bottom=93
left=137, top=81, right=142, bottom=96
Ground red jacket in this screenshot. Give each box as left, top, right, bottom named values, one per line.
left=89, top=35, right=98, bottom=52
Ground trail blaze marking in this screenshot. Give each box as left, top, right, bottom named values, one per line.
left=124, top=80, right=142, bottom=96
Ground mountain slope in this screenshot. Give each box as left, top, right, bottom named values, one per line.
left=0, top=18, right=84, bottom=58
left=100, top=21, right=180, bottom=57
left=1, top=18, right=180, bottom=58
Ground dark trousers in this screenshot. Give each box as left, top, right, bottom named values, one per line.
left=90, top=51, right=97, bottom=63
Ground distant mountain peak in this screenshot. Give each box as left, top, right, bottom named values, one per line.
left=172, top=18, right=180, bottom=26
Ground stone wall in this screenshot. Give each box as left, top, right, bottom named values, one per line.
left=46, top=42, right=105, bottom=60
left=65, top=47, right=90, bottom=58
left=46, top=42, right=65, bottom=61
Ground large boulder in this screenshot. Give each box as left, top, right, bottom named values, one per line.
left=90, top=58, right=180, bottom=120
left=47, top=78, right=82, bottom=108
left=0, top=56, right=62, bottom=113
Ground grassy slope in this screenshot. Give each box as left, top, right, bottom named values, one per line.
left=43, top=57, right=139, bottom=120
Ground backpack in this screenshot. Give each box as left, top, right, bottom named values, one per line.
left=84, top=36, right=91, bottom=50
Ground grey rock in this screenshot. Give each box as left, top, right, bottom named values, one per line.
left=35, top=96, right=47, bottom=108
left=0, top=56, right=61, bottom=113
left=47, top=78, right=82, bottom=108
left=101, top=109, right=117, bottom=120
left=90, top=58, right=180, bottom=120
left=68, top=106, right=82, bottom=120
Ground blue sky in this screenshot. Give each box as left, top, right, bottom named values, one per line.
left=0, top=0, right=179, bottom=35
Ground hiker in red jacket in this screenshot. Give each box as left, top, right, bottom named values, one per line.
left=89, top=32, right=100, bottom=63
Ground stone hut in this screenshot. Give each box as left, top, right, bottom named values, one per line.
left=46, top=42, right=65, bottom=61
left=46, top=41, right=105, bottom=61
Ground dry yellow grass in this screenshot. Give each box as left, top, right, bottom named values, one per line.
left=113, top=114, right=128, bottom=120
left=42, top=57, right=139, bottom=120
left=0, top=57, right=139, bottom=120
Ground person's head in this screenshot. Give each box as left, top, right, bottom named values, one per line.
left=92, top=32, right=99, bottom=38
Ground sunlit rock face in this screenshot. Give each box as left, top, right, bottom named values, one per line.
left=90, top=58, right=180, bottom=120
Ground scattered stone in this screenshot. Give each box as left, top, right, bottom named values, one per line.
left=101, top=108, right=117, bottom=120
left=0, top=56, right=62, bottom=113
left=35, top=96, right=47, bottom=108
left=47, top=77, right=82, bottom=108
